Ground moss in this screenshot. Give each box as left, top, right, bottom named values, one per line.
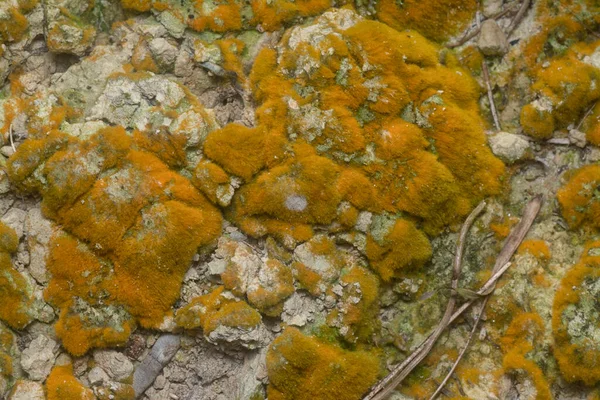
left=557, top=165, right=600, bottom=231
left=520, top=103, right=555, bottom=140
left=0, top=7, right=29, bottom=43
left=375, top=0, right=478, bottom=42
left=552, top=251, right=600, bottom=385
left=46, top=364, right=96, bottom=400
left=247, top=258, right=295, bottom=317
left=250, top=0, right=331, bottom=31
left=266, top=327, right=380, bottom=400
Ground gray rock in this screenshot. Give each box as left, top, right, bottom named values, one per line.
left=157, top=11, right=186, bottom=39
left=25, top=208, right=53, bottom=284
left=1, top=208, right=27, bottom=239
left=1, top=146, right=14, bottom=158
left=569, top=129, right=587, bottom=148
left=478, top=20, right=509, bottom=56
left=0, top=170, right=11, bottom=194
left=87, top=366, right=111, bottom=386
left=483, top=0, right=503, bottom=18
left=133, top=334, right=180, bottom=398
left=148, top=38, right=179, bottom=70
left=93, top=349, right=134, bottom=382
left=20, top=335, right=59, bottom=381
left=7, top=380, right=45, bottom=400
left=488, top=132, right=531, bottom=163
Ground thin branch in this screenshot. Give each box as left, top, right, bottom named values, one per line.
left=482, top=61, right=502, bottom=131
left=428, top=195, right=543, bottom=400
left=9, top=124, right=15, bottom=152
left=577, top=101, right=598, bottom=131
left=364, top=201, right=486, bottom=400
left=446, top=5, right=517, bottom=48
left=364, top=196, right=542, bottom=400
left=507, top=0, right=531, bottom=37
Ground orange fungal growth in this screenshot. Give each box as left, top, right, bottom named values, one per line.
left=375, top=0, right=478, bottom=42
left=266, top=327, right=380, bottom=400
left=250, top=0, right=332, bottom=31
left=518, top=239, right=551, bottom=261
left=46, top=364, right=96, bottom=400
left=552, top=251, right=600, bottom=385
left=557, top=165, right=600, bottom=230
left=7, top=124, right=223, bottom=354
left=0, top=222, right=34, bottom=330
left=203, top=9, right=504, bottom=271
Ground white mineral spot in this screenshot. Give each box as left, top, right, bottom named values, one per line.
left=285, top=195, right=307, bottom=212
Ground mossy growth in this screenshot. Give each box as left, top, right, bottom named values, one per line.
left=7, top=125, right=223, bottom=355
left=552, top=247, right=600, bottom=385
left=250, top=0, right=332, bottom=31
left=557, top=164, right=600, bottom=231
left=375, top=0, right=478, bottom=42
left=204, top=9, right=504, bottom=280
left=0, top=222, right=35, bottom=330
left=518, top=239, right=551, bottom=262
left=46, top=363, right=96, bottom=400
left=266, top=327, right=380, bottom=400
left=175, top=286, right=262, bottom=334
left=499, top=313, right=552, bottom=399
left=521, top=41, right=600, bottom=139
left=0, top=5, right=30, bottom=44
left=0, top=323, right=17, bottom=387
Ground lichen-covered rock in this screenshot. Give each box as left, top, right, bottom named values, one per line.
left=266, top=327, right=380, bottom=400
left=175, top=286, right=271, bottom=349
left=0, top=222, right=35, bottom=330
left=557, top=164, right=600, bottom=230
left=7, top=379, right=45, bottom=400
left=488, top=132, right=532, bottom=164
left=0, top=323, right=19, bottom=397
left=45, top=363, right=95, bottom=400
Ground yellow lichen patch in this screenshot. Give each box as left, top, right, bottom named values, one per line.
left=0, top=222, right=34, bottom=330
left=375, top=0, right=478, bottom=42
left=250, top=0, right=331, bottom=31
left=46, top=364, right=96, bottom=400
left=207, top=9, right=504, bottom=261
left=175, top=286, right=262, bottom=334
left=8, top=125, right=223, bottom=354
left=557, top=165, right=600, bottom=230
left=0, top=7, right=29, bottom=43
left=552, top=252, right=600, bottom=385
left=499, top=313, right=552, bottom=400
left=327, top=265, right=380, bottom=343
left=518, top=239, right=551, bottom=262
left=366, top=218, right=432, bottom=281
left=0, top=323, right=16, bottom=381
left=291, top=235, right=344, bottom=295
left=521, top=41, right=600, bottom=139
left=46, top=18, right=96, bottom=55
left=247, top=258, right=295, bottom=317
left=266, top=327, right=380, bottom=400
left=131, top=38, right=159, bottom=73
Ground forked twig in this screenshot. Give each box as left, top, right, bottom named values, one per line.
left=482, top=61, right=502, bottom=132
left=365, top=196, right=543, bottom=400
left=428, top=195, right=543, bottom=399
left=364, top=201, right=486, bottom=400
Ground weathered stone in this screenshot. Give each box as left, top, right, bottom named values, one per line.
left=20, top=335, right=59, bottom=381
left=1, top=208, right=27, bottom=239
left=7, top=380, right=44, bottom=400
left=133, top=334, right=180, bottom=398
left=25, top=208, right=53, bottom=284
left=478, top=20, right=509, bottom=56
left=488, top=132, right=531, bottom=164
left=93, top=350, right=134, bottom=382
left=569, top=129, right=587, bottom=148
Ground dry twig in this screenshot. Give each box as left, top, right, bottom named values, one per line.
left=507, top=0, right=531, bottom=37
left=428, top=195, right=543, bottom=400
left=482, top=61, right=502, bottom=132
left=364, top=201, right=487, bottom=400
left=577, top=101, right=598, bottom=131
left=9, top=124, right=15, bottom=152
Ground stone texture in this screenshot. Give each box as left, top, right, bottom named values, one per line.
left=478, top=20, right=509, bottom=56
left=488, top=132, right=531, bottom=163
left=20, top=335, right=59, bottom=381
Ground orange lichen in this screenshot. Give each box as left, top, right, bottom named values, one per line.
left=499, top=313, right=551, bottom=400
left=375, top=0, right=478, bottom=42
left=557, top=165, right=600, bottom=230
left=46, top=364, right=96, bottom=400
left=205, top=10, right=504, bottom=263
left=250, top=0, right=331, bottom=31
left=552, top=250, right=600, bottom=385
left=7, top=125, right=222, bottom=354
left=0, top=222, right=34, bottom=330
left=518, top=239, right=551, bottom=261
left=366, top=219, right=432, bottom=281
left=131, top=39, right=159, bottom=73
left=175, top=286, right=262, bottom=334
left=246, top=259, right=295, bottom=317
left=0, top=7, right=29, bottom=43
left=266, top=327, right=380, bottom=400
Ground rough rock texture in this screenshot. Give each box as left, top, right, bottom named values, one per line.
left=0, top=1, right=600, bottom=400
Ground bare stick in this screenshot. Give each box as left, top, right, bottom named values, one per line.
left=364, top=196, right=542, bottom=400
left=446, top=5, right=517, bottom=48
left=429, top=195, right=543, bottom=400
left=482, top=61, right=502, bottom=132
left=507, top=0, right=531, bottom=37
left=9, top=124, right=15, bottom=152
left=428, top=298, right=487, bottom=400
left=364, top=201, right=486, bottom=400
left=577, top=101, right=598, bottom=130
